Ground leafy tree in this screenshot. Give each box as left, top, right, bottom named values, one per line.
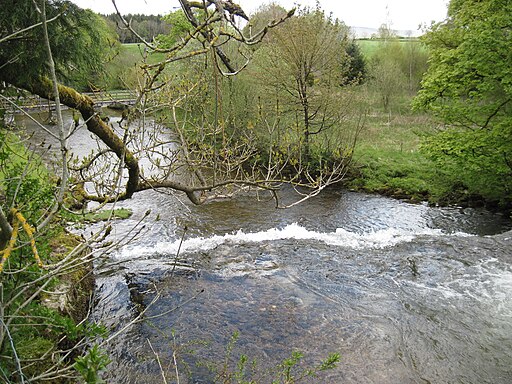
left=345, top=40, right=367, bottom=84
left=0, top=0, right=116, bottom=90
left=368, top=24, right=407, bottom=111
left=243, top=2, right=288, bottom=36
left=156, top=10, right=194, bottom=47
left=401, top=33, right=429, bottom=93
left=414, top=0, right=512, bottom=205
left=368, top=24, right=428, bottom=111
left=251, top=6, right=356, bottom=166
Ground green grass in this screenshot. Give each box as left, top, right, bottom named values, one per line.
left=350, top=145, right=436, bottom=201
left=100, top=43, right=167, bottom=90
left=120, top=43, right=166, bottom=65
left=357, top=39, right=427, bottom=59
left=347, top=90, right=455, bottom=203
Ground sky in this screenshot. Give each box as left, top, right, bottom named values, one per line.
left=71, top=0, right=449, bottom=34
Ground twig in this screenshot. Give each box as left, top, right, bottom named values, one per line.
left=0, top=12, right=62, bottom=44
left=171, top=226, right=188, bottom=276
left=0, top=318, right=26, bottom=383
left=173, top=348, right=180, bottom=384
left=147, top=338, right=168, bottom=384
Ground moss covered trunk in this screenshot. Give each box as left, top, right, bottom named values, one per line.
left=8, top=76, right=140, bottom=200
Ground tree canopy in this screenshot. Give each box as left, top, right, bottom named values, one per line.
left=414, top=0, right=512, bottom=205
left=103, top=13, right=171, bottom=43
left=0, top=0, right=116, bottom=90
left=250, top=6, right=355, bottom=166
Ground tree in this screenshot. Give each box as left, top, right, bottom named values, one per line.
left=251, top=6, right=358, bottom=167
left=368, top=24, right=406, bottom=111
left=401, top=32, right=429, bottom=93
left=0, top=0, right=116, bottom=91
left=414, top=0, right=512, bottom=205
left=345, top=40, right=367, bottom=85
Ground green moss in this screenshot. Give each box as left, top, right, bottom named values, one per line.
left=13, top=337, right=56, bottom=378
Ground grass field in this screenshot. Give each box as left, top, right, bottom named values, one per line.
left=356, top=38, right=427, bottom=59
left=119, top=43, right=167, bottom=65
left=346, top=90, right=443, bottom=202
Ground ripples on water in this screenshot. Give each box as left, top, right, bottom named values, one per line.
left=18, top=108, right=512, bottom=383
left=89, top=189, right=512, bottom=384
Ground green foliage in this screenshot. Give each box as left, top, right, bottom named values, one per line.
left=272, top=351, right=340, bottom=384
left=347, top=88, right=469, bottom=204
left=99, top=43, right=167, bottom=90
left=243, top=3, right=288, bottom=34
left=346, top=40, right=367, bottom=84
left=368, top=30, right=406, bottom=110
left=157, top=10, right=194, bottom=48
left=74, top=344, right=111, bottom=384
left=0, top=0, right=117, bottom=90
left=202, top=331, right=340, bottom=383
left=0, top=128, right=102, bottom=383
left=351, top=145, right=436, bottom=201
left=247, top=5, right=358, bottom=166
left=420, top=128, right=512, bottom=204
left=364, top=28, right=429, bottom=112
left=414, top=0, right=512, bottom=207
left=0, top=132, right=55, bottom=222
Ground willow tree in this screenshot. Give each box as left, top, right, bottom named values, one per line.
left=0, top=0, right=116, bottom=90
left=414, top=0, right=512, bottom=205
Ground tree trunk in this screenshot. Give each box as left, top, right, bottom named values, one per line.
left=14, top=76, right=141, bottom=200
left=0, top=206, right=12, bottom=251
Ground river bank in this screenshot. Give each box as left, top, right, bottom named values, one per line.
left=347, top=95, right=512, bottom=214
left=0, top=129, right=101, bottom=382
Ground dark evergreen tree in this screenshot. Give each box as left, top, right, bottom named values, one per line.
left=345, top=40, right=367, bottom=84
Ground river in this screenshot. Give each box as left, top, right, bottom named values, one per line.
left=89, top=186, right=512, bottom=384
left=16, top=111, right=512, bottom=383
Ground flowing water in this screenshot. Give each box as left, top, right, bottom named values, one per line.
left=16, top=112, right=512, bottom=383
left=91, top=188, right=512, bottom=384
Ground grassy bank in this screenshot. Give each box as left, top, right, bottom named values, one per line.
left=0, top=130, right=104, bottom=382
left=119, top=43, right=166, bottom=65
left=100, top=43, right=167, bottom=90
left=346, top=91, right=461, bottom=205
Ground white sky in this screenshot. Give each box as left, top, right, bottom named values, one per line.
left=71, top=0, right=449, bottom=32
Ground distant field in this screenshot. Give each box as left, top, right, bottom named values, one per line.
left=120, top=43, right=166, bottom=65
left=121, top=40, right=425, bottom=63
left=356, top=39, right=427, bottom=59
